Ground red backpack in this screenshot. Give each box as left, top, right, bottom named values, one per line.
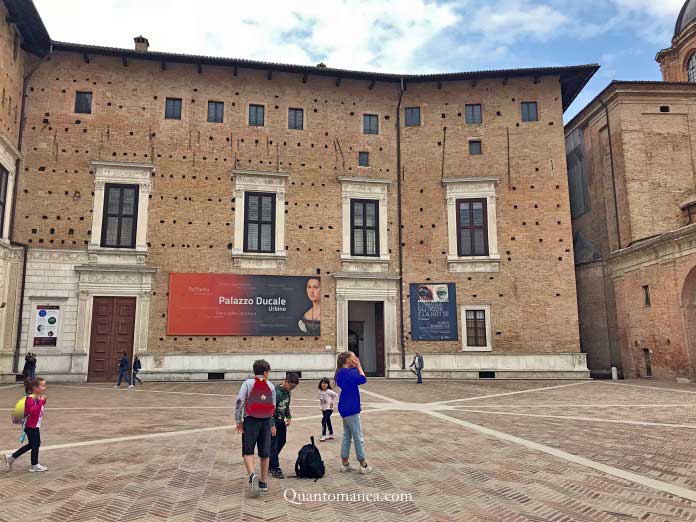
left=246, top=378, right=275, bottom=418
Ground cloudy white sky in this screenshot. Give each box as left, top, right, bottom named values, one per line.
left=34, top=0, right=686, bottom=119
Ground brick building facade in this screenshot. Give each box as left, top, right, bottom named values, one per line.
left=565, top=0, right=696, bottom=379
left=0, top=0, right=596, bottom=382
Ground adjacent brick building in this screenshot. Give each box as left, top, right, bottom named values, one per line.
left=0, top=0, right=596, bottom=382
left=565, top=0, right=696, bottom=379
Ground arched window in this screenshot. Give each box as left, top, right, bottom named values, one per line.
left=688, top=53, right=696, bottom=83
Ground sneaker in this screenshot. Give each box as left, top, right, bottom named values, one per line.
left=128, top=385, right=134, bottom=389
left=319, top=435, right=327, bottom=442
left=249, top=473, right=259, bottom=497
left=113, top=385, right=120, bottom=388
left=327, top=434, right=334, bottom=440
left=359, top=464, right=372, bottom=474
left=29, top=464, right=47, bottom=473
left=270, top=468, right=285, bottom=479
left=4, top=454, right=14, bottom=471
left=258, top=481, right=269, bottom=491
left=339, top=462, right=356, bottom=472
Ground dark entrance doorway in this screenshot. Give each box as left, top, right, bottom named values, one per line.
left=347, top=301, right=385, bottom=377
left=88, top=297, right=136, bottom=382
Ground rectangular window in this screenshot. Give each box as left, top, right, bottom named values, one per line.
left=363, top=114, right=378, bottom=135
left=74, top=91, right=93, bottom=114
left=521, top=101, right=538, bottom=122
left=358, top=151, right=369, bottom=167
left=456, top=199, right=488, bottom=257
left=288, top=108, right=304, bottom=130
left=643, top=285, right=651, bottom=307
left=465, top=104, right=482, bottom=124
left=165, top=97, right=182, bottom=120
left=207, top=101, right=224, bottom=123
left=350, top=199, right=379, bottom=257
left=249, top=104, right=265, bottom=126
left=244, top=192, right=275, bottom=253
left=466, top=309, right=487, bottom=347
left=469, top=140, right=482, bottom=155
left=0, top=166, right=8, bottom=237
left=405, top=107, right=420, bottom=127
left=101, top=184, right=139, bottom=248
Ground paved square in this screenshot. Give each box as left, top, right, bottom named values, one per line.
left=1, top=379, right=696, bottom=521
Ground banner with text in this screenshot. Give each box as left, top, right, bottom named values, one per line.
left=167, top=273, right=321, bottom=336
left=409, top=283, right=458, bottom=341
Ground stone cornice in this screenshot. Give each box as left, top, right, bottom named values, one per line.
left=0, top=133, right=21, bottom=162
left=442, top=176, right=499, bottom=185
left=230, top=169, right=289, bottom=179
left=337, top=176, right=392, bottom=185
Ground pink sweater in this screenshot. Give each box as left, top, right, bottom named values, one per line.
left=24, top=396, right=46, bottom=428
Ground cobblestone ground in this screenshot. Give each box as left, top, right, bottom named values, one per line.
left=1, top=379, right=696, bottom=521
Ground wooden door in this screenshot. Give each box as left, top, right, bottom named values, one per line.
left=375, top=301, right=385, bottom=377
left=88, top=297, right=136, bottom=382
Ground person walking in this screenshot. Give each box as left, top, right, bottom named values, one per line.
left=269, top=372, right=299, bottom=479
left=5, top=377, right=48, bottom=472
left=114, top=352, right=133, bottom=388
left=318, top=377, right=338, bottom=442
left=409, top=352, right=425, bottom=384
left=132, top=354, right=143, bottom=386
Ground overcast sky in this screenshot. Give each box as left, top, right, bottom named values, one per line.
left=34, top=0, right=686, bottom=120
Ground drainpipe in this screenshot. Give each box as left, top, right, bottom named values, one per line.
left=599, top=99, right=622, bottom=249
left=9, top=46, right=51, bottom=374
left=396, top=79, right=406, bottom=370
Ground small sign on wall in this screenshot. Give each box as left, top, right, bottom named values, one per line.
left=33, top=305, right=60, bottom=347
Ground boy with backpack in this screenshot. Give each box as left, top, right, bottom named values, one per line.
left=235, top=360, right=276, bottom=497
left=269, top=372, right=299, bottom=479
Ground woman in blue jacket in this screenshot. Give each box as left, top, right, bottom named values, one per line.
left=335, top=351, right=371, bottom=473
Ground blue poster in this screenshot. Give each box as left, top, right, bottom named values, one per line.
left=410, top=283, right=458, bottom=341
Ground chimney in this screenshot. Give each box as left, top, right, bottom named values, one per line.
left=134, top=36, right=149, bottom=52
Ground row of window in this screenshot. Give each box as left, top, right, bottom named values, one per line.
left=74, top=91, right=540, bottom=129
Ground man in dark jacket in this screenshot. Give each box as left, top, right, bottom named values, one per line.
left=115, top=352, right=132, bottom=388
left=132, top=354, right=143, bottom=386
left=409, top=352, right=424, bottom=384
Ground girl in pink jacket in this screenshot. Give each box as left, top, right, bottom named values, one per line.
left=5, top=377, right=48, bottom=472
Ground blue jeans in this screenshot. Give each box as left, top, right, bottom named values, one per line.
left=341, top=414, right=365, bottom=461
left=416, top=368, right=422, bottom=384
left=117, top=369, right=131, bottom=386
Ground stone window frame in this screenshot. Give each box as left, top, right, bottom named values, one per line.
left=0, top=133, right=20, bottom=242
left=461, top=303, right=493, bottom=352
left=89, top=161, right=154, bottom=255
left=443, top=177, right=500, bottom=273
left=339, top=177, right=391, bottom=269
left=231, top=169, right=289, bottom=268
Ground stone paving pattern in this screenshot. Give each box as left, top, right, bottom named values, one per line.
left=1, top=379, right=696, bottom=521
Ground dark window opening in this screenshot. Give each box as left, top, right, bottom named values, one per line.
left=351, top=199, right=379, bottom=256
left=207, top=101, right=224, bottom=123
left=358, top=151, right=369, bottom=167
left=363, top=114, right=378, bottom=134
left=469, top=140, right=482, bottom=155
left=521, top=101, right=538, bottom=122
left=75, top=91, right=93, bottom=114
left=466, top=310, right=487, bottom=347
left=244, top=192, right=275, bottom=253
left=478, top=371, right=495, bottom=379
left=457, top=198, right=488, bottom=256
left=643, top=285, right=651, bottom=306
left=249, top=104, right=265, bottom=126
left=0, top=166, right=8, bottom=238
left=465, top=104, right=482, bottom=124
left=101, top=184, right=139, bottom=248
left=289, top=108, right=304, bottom=130
left=643, top=348, right=652, bottom=377
left=165, top=97, right=182, bottom=120
left=405, top=107, right=421, bottom=127
left=660, top=105, right=670, bottom=113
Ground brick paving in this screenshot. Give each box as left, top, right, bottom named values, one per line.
left=1, top=379, right=696, bottom=521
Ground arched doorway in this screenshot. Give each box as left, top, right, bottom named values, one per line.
left=682, top=265, right=696, bottom=376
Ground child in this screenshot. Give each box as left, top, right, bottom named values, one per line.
left=132, top=354, right=143, bottom=386
left=235, top=359, right=276, bottom=497
left=318, top=377, right=338, bottom=442
left=5, top=377, right=48, bottom=473
left=335, top=351, right=371, bottom=473
left=269, top=372, right=299, bottom=479
left=114, top=352, right=133, bottom=389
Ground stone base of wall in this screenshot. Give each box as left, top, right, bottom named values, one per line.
left=388, top=369, right=589, bottom=379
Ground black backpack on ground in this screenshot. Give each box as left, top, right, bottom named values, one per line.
left=295, top=436, right=325, bottom=481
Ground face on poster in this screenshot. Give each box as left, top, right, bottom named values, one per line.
left=33, top=305, right=60, bottom=347
left=410, top=283, right=458, bottom=341
left=167, top=273, right=321, bottom=336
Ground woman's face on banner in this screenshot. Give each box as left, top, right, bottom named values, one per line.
left=307, top=278, right=321, bottom=303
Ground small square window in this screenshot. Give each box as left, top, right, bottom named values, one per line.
left=405, top=107, right=420, bottom=127
left=469, top=140, right=482, bottom=155
left=363, top=114, right=378, bottom=134
left=249, top=104, right=265, bottom=126
left=75, top=91, right=92, bottom=114
left=207, top=101, right=224, bottom=123
left=643, top=285, right=651, bottom=307
left=289, top=108, right=304, bottom=130
left=358, top=151, right=369, bottom=167
left=521, top=102, right=538, bottom=122
left=660, top=105, right=670, bottom=113
left=165, top=98, right=182, bottom=120
left=465, top=104, right=482, bottom=124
